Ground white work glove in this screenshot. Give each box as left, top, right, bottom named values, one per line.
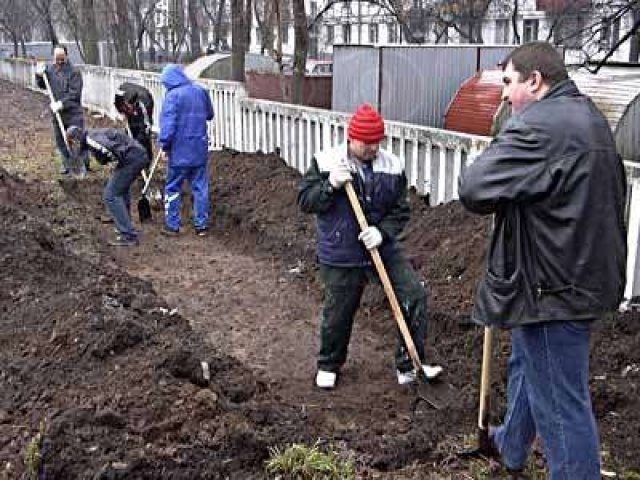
left=35, top=62, right=46, bottom=76
left=50, top=100, right=63, bottom=113
left=358, top=226, right=383, bottom=250
left=328, top=162, right=351, bottom=189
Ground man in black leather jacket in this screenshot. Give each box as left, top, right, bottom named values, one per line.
left=458, top=42, right=626, bottom=479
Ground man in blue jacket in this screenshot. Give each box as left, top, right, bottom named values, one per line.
left=298, top=104, right=442, bottom=389
left=158, top=64, right=214, bottom=236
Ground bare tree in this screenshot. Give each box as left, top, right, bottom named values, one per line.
left=30, top=0, right=60, bottom=49
left=0, top=0, right=33, bottom=56
left=58, top=0, right=100, bottom=64
left=254, top=0, right=277, bottom=54
left=200, top=0, right=229, bottom=52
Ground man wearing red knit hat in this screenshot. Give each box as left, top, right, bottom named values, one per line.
left=298, top=103, right=443, bottom=389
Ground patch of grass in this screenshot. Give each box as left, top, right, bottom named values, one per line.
left=622, top=471, right=640, bottom=480
left=24, top=420, right=46, bottom=480
left=265, top=441, right=355, bottom=480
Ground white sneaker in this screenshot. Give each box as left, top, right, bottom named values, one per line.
left=397, top=364, right=443, bottom=385
left=315, top=370, right=337, bottom=389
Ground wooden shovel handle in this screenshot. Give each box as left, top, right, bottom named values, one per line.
left=42, top=72, right=70, bottom=153
left=344, top=181, right=424, bottom=375
left=478, top=326, right=493, bottom=430
left=141, top=151, right=163, bottom=196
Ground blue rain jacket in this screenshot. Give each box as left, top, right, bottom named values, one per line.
left=159, top=64, right=214, bottom=167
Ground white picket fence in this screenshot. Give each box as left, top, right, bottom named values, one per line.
left=2, top=58, right=640, bottom=305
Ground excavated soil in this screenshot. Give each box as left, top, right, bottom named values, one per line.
left=0, top=79, right=639, bottom=479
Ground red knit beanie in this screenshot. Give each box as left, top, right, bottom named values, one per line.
left=348, top=104, right=385, bottom=144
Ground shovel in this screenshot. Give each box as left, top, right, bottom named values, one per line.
left=138, top=150, right=163, bottom=222
left=344, top=181, right=442, bottom=410
left=459, top=326, right=496, bottom=459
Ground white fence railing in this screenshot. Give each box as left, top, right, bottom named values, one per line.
left=2, top=59, right=640, bottom=305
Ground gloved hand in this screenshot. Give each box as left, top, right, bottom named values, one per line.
left=328, top=162, right=351, bottom=189
left=35, top=62, right=46, bottom=76
left=50, top=100, right=63, bottom=113
left=358, top=226, right=383, bottom=250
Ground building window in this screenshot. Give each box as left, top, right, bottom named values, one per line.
left=495, top=19, right=509, bottom=44
left=342, top=3, right=350, bottom=16
left=280, top=24, right=289, bottom=44
left=388, top=23, right=397, bottom=43
left=327, top=25, right=334, bottom=43
left=343, top=23, right=351, bottom=44
left=369, top=23, right=378, bottom=43
left=310, top=1, right=317, bottom=17
left=523, top=19, right=538, bottom=43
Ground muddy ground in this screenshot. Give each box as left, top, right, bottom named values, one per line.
left=0, top=79, right=638, bottom=479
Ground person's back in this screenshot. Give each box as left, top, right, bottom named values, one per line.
left=159, top=64, right=214, bottom=168
left=158, top=63, right=214, bottom=236
left=516, top=81, right=626, bottom=313
left=85, top=128, right=148, bottom=166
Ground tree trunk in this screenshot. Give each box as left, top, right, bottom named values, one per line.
left=511, top=1, right=520, bottom=45
left=11, top=36, right=19, bottom=57
left=81, top=0, right=99, bottom=64
left=630, top=5, right=640, bottom=62
left=292, top=0, right=307, bottom=104
left=45, top=18, right=58, bottom=49
left=231, top=0, right=247, bottom=81
left=111, top=0, right=137, bottom=68
left=188, top=0, right=202, bottom=58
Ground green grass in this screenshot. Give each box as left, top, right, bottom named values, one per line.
left=265, top=441, right=355, bottom=480
left=24, top=420, right=46, bottom=480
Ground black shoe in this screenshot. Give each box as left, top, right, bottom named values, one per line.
left=162, top=226, right=180, bottom=236
left=108, top=235, right=139, bottom=247
left=195, top=227, right=208, bottom=237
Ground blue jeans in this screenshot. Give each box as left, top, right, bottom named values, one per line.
left=53, top=120, right=88, bottom=174
left=104, top=159, right=146, bottom=240
left=164, top=164, right=209, bottom=231
left=493, top=321, right=600, bottom=479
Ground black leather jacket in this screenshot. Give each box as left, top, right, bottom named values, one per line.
left=458, top=80, right=627, bottom=327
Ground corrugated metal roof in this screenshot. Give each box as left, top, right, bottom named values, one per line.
left=571, top=69, right=640, bottom=132
left=444, top=69, right=503, bottom=136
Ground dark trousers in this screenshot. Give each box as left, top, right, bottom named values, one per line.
left=317, top=254, right=428, bottom=373
left=103, top=157, right=147, bottom=240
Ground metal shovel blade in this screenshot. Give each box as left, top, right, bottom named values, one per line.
left=138, top=195, right=152, bottom=222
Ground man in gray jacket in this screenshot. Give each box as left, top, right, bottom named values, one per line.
left=458, top=42, right=626, bottom=479
left=36, top=45, right=89, bottom=175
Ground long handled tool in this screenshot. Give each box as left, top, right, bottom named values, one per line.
left=42, top=71, right=80, bottom=174
left=344, top=181, right=441, bottom=410
left=459, top=326, right=496, bottom=458
left=137, top=151, right=163, bottom=222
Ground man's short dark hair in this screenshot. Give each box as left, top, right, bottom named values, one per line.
left=502, top=42, right=568, bottom=87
